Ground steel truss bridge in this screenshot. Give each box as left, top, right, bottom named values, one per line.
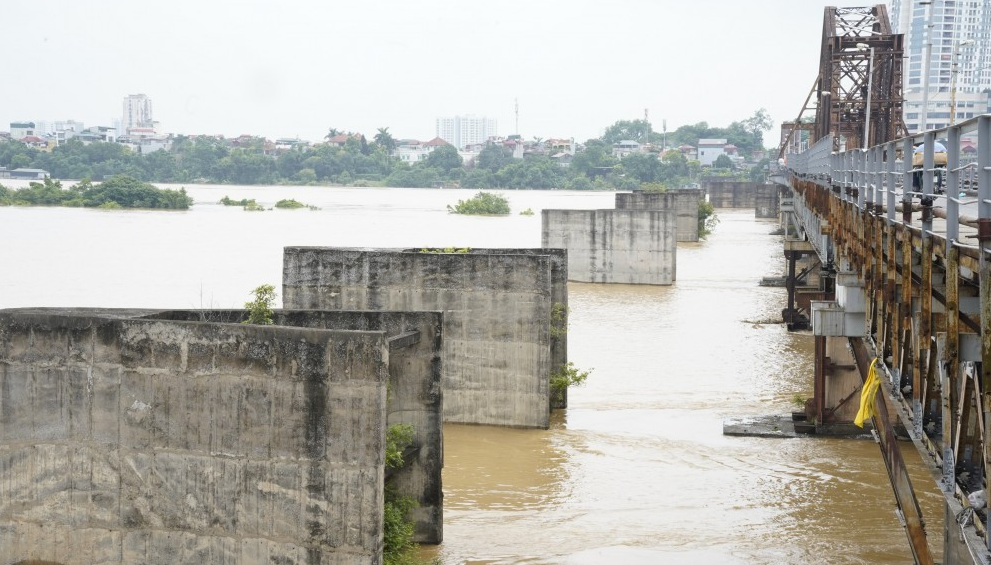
left=780, top=5, right=991, bottom=565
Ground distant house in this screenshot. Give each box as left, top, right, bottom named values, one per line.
left=10, top=168, right=50, bottom=180
left=552, top=152, right=573, bottom=167
left=612, top=140, right=641, bottom=159
left=394, top=137, right=450, bottom=163
left=547, top=138, right=576, bottom=155
left=697, top=138, right=728, bottom=166
left=19, top=135, right=49, bottom=149
left=326, top=134, right=365, bottom=148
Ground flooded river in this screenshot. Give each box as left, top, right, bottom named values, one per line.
left=0, top=183, right=946, bottom=564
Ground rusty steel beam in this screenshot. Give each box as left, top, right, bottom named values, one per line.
left=918, top=235, right=932, bottom=435
left=850, top=338, right=934, bottom=565
left=982, top=250, right=991, bottom=541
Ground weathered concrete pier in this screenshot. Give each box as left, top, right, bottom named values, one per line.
left=283, top=246, right=568, bottom=429
left=0, top=307, right=443, bottom=564
left=541, top=209, right=676, bottom=285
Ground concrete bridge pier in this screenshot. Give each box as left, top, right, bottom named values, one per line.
left=809, top=261, right=871, bottom=433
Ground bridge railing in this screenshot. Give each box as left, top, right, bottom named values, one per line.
left=785, top=114, right=991, bottom=245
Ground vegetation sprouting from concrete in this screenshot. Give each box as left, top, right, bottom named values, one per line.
left=384, top=423, right=419, bottom=565
left=550, top=362, right=592, bottom=405
left=243, top=284, right=276, bottom=325
left=549, top=303, right=569, bottom=339
left=418, top=247, right=471, bottom=254
left=698, top=200, right=718, bottom=240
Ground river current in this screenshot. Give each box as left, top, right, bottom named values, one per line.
left=0, top=183, right=946, bottom=564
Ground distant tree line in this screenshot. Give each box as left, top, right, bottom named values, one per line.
left=0, top=110, right=772, bottom=191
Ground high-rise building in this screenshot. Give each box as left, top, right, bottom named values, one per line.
left=122, top=94, right=155, bottom=135
left=436, top=115, right=497, bottom=149
left=891, top=0, right=991, bottom=133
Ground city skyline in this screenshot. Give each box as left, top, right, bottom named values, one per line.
left=4, top=0, right=888, bottom=145
left=892, top=0, right=991, bottom=133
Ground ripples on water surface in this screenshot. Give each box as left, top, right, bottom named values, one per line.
left=0, top=186, right=945, bottom=564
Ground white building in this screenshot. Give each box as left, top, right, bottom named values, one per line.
left=891, top=0, right=991, bottom=132
left=697, top=138, right=728, bottom=166
left=394, top=137, right=450, bottom=163
left=436, top=115, right=497, bottom=150
left=612, top=140, right=641, bottom=159
left=122, top=93, right=155, bottom=136
left=9, top=122, right=36, bottom=141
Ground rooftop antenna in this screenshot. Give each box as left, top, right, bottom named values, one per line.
left=515, top=98, right=519, bottom=136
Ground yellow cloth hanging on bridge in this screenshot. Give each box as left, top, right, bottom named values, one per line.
left=854, top=358, right=881, bottom=428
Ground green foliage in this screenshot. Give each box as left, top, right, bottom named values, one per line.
left=713, top=154, right=734, bottom=169
left=384, top=164, right=441, bottom=188
left=386, top=423, right=414, bottom=469
left=244, top=201, right=266, bottom=211
left=549, top=303, right=569, bottom=339
left=374, top=127, right=397, bottom=154
left=425, top=145, right=463, bottom=172
left=640, top=182, right=667, bottom=193
left=602, top=119, right=653, bottom=144
left=274, top=198, right=305, bottom=209
left=698, top=200, right=718, bottom=240
left=565, top=176, right=594, bottom=191
left=243, top=284, right=276, bottom=325
left=749, top=158, right=771, bottom=183
left=446, top=191, right=510, bottom=215
left=475, top=145, right=515, bottom=172
left=384, top=423, right=417, bottom=565
left=383, top=492, right=417, bottom=565
left=0, top=175, right=191, bottom=209
left=220, top=195, right=253, bottom=206
left=619, top=152, right=662, bottom=183
left=519, top=208, right=534, bottom=216
left=419, top=247, right=470, bottom=254
left=550, top=362, right=592, bottom=404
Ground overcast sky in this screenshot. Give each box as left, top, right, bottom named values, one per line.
left=3, top=0, right=877, bottom=144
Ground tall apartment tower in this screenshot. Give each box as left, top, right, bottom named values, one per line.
left=890, top=0, right=991, bottom=133
left=122, top=94, right=154, bottom=135
left=436, top=115, right=497, bottom=149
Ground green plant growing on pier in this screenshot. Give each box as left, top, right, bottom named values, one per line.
left=446, top=191, right=511, bottom=215
left=419, top=247, right=470, bottom=254
left=698, top=199, right=718, bottom=239
left=550, top=362, right=592, bottom=404
left=384, top=422, right=418, bottom=565
left=243, top=284, right=276, bottom=325
left=519, top=207, right=535, bottom=216
left=550, top=302, right=569, bottom=339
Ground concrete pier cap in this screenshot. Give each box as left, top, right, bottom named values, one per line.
left=282, top=246, right=569, bottom=429
left=0, top=306, right=443, bottom=564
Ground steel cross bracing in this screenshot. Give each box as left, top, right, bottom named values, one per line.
left=779, top=5, right=905, bottom=159
left=785, top=113, right=991, bottom=565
